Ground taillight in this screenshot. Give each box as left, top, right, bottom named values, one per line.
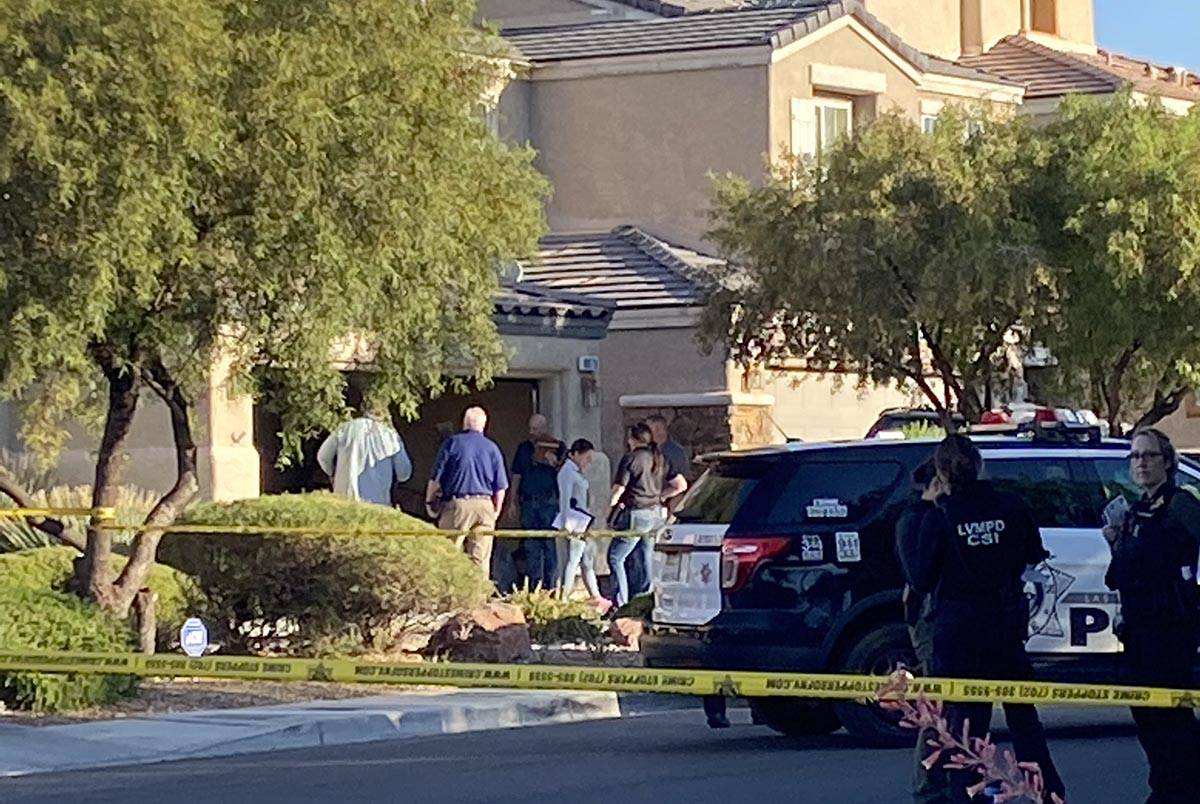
left=720, top=537, right=791, bottom=591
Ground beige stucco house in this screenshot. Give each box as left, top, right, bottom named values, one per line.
left=6, top=0, right=1198, bottom=502
left=482, top=0, right=1199, bottom=464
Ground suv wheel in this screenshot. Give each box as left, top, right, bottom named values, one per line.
left=833, top=622, right=917, bottom=746
left=751, top=698, right=841, bottom=737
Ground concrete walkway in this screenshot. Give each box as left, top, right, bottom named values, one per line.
left=0, top=689, right=674, bottom=777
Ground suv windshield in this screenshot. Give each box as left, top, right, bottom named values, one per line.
left=675, top=461, right=763, bottom=524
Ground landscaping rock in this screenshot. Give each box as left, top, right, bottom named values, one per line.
left=608, top=618, right=645, bottom=651
left=424, top=602, right=533, bottom=663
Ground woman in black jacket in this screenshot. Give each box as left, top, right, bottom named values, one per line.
left=1104, top=428, right=1200, bottom=804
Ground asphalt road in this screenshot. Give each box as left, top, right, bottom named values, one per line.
left=2, top=707, right=1150, bottom=803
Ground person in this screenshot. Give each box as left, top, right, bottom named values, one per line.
left=894, top=460, right=945, bottom=802
left=555, top=439, right=608, bottom=610
left=581, top=446, right=614, bottom=595
left=633, top=415, right=691, bottom=593
left=426, top=406, right=508, bottom=573
left=1103, top=428, right=1200, bottom=804
left=607, top=422, right=686, bottom=608
left=910, top=434, right=1066, bottom=804
left=316, top=387, right=412, bottom=506
left=501, top=414, right=566, bottom=591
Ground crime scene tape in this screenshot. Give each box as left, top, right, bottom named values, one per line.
left=0, top=508, right=648, bottom=539
left=1, top=649, right=1198, bottom=709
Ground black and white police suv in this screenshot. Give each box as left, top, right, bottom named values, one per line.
left=643, top=426, right=1200, bottom=744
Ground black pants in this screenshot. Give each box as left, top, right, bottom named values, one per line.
left=702, top=695, right=726, bottom=723
left=926, top=618, right=1066, bottom=804
left=1123, top=621, right=1200, bottom=804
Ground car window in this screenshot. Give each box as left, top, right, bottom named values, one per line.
left=675, top=462, right=762, bottom=524
left=741, top=460, right=903, bottom=528
left=981, top=457, right=1098, bottom=528
left=1093, top=458, right=1200, bottom=504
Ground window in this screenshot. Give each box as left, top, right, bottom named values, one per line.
left=982, top=458, right=1098, bottom=528
left=816, top=100, right=852, bottom=155
left=675, top=463, right=763, bottom=525
left=1031, top=0, right=1057, bottom=35
left=790, top=98, right=853, bottom=159
left=739, top=460, right=903, bottom=528
left=921, top=115, right=939, bottom=135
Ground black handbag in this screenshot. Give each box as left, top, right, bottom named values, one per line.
left=608, top=503, right=631, bottom=531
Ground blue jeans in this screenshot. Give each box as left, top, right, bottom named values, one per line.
left=607, top=507, right=664, bottom=607
left=559, top=537, right=600, bottom=598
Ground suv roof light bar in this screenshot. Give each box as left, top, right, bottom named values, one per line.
left=968, top=420, right=1103, bottom=446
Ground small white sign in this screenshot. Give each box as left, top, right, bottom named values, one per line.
left=835, top=532, right=862, bottom=562
left=180, top=617, right=209, bottom=658
left=806, top=498, right=848, bottom=519
left=801, top=534, right=824, bottom=562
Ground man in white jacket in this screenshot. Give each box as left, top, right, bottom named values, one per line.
left=317, top=390, right=412, bottom=507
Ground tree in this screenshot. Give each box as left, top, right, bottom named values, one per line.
left=702, top=109, right=1045, bottom=427
left=0, top=0, right=548, bottom=616
left=1026, top=92, right=1200, bottom=435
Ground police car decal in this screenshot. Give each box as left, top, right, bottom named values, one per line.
left=1024, top=562, right=1076, bottom=639
left=807, top=498, right=848, bottom=518
left=801, top=534, right=824, bottom=561
left=835, top=532, right=862, bottom=562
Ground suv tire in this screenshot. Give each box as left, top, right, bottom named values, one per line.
left=752, top=698, right=841, bottom=737
left=833, top=622, right=918, bottom=746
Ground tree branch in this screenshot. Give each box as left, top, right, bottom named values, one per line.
left=0, top=464, right=85, bottom=552
left=1103, top=340, right=1142, bottom=435
left=1131, top=386, right=1190, bottom=434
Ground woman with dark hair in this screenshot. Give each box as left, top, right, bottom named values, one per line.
left=1104, top=428, right=1200, bottom=803
left=909, top=434, right=1065, bottom=804
left=607, top=422, right=685, bottom=607
left=555, top=438, right=608, bottom=610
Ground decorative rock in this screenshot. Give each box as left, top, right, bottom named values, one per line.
left=608, top=617, right=645, bottom=651
left=423, top=602, right=533, bottom=663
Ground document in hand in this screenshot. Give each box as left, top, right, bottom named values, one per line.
left=553, top=506, right=594, bottom=534
left=1102, top=495, right=1130, bottom=528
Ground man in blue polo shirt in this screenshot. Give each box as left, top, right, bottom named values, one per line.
left=425, top=406, right=509, bottom=573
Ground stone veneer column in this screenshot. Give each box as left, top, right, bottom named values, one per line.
left=618, top=392, right=777, bottom=478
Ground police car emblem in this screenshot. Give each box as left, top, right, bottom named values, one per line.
left=1024, top=562, right=1076, bottom=639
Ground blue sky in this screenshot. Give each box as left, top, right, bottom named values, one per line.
left=1094, top=0, right=1200, bottom=67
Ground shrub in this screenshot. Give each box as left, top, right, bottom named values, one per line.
left=901, top=421, right=946, bottom=440
left=504, top=586, right=604, bottom=644
left=0, top=455, right=159, bottom=554
left=613, top=592, right=654, bottom=622
left=0, top=584, right=138, bottom=713
left=158, top=493, right=493, bottom=655
left=0, top=547, right=203, bottom=650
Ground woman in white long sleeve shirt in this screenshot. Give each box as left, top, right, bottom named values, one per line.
left=556, top=439, right=605, bottom=606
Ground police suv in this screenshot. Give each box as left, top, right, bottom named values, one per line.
left=643, top=426, right=1200, bottom=744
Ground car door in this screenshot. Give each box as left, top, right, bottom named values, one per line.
left=981, top=450, right=1116, bottom=654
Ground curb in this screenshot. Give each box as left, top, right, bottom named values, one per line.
left=0, top=689, right=692, bottom=778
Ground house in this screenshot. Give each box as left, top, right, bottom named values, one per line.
left=479, top=0, right=1200, bottom=462
left=6, top=0, right=1198, bottom=502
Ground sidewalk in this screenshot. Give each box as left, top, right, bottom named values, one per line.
left=0, top=689, right=684, bottom=777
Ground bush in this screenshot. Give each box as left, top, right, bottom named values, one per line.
left=504, top=587, right=604, bottom=644
left=158, top=493, right=493, bottom=655
left=0, top=547, right=203, bottom=650
left=0, top=459, right=159, bottom=554
left=613, top=592, right=654, bottom=622
left=0, top=584, right=138, bottom=713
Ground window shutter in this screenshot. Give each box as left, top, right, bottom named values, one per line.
left=790, top=98, right=817, bottom=158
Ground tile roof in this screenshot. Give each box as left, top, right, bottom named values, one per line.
left=503, top=2, right=1018, bottom=87
left=493, top=283, right=614, bottom=339
left=522, top=226, right=721, bottom=310
left=959, top=36, right=1200, bottom=102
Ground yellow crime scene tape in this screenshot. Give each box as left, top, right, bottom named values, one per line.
left=0, top=649, right=1197, bottom=709
left=0, top=507, right=646, bottom=539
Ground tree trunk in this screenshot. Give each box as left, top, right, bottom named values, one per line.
left=1130, top=387, right=1189, bottom=434
left=1102, top=344, right=1140, bottom=438
left=110, top=359, right=199, bottom=617
left=72, top=359, right=140, bottom=607
left=133, top=588, right=157, bottom=655
left=0, top=464, right=82, bottom=551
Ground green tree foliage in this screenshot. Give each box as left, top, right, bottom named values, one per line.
left=0, top=0, right=547, bottom=615
left=1027, top=93, right=1200, bottom=434
left=702, top=110, right=1044, bottom=427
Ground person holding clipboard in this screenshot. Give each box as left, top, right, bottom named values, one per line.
left=555, top=439, right=608, bottom=611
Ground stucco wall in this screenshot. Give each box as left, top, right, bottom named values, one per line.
left=598, top=324, right=727, bottom=459
left=1051, top=0, right=1096, bottom=46
left=529, top=66, right=769, bottom=250
left=976, top=0, right=1024, bottom=52
left=864, top=0, right=963, bottom=58
left=753, top=368, right=928, bottom=443
left=1156, top=395, right=1200, bottom=451
left=501, top=332, right=604, bottom=449
left=497, top=79, right=532, bottom=147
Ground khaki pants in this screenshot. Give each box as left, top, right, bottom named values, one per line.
left=438, top=497, right=497, bottom=572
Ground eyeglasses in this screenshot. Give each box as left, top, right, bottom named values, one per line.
left=1128, top=451, right=1164, bottom=462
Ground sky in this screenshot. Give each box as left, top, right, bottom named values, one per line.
left=1093, top=0, right=1200, bottom=67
